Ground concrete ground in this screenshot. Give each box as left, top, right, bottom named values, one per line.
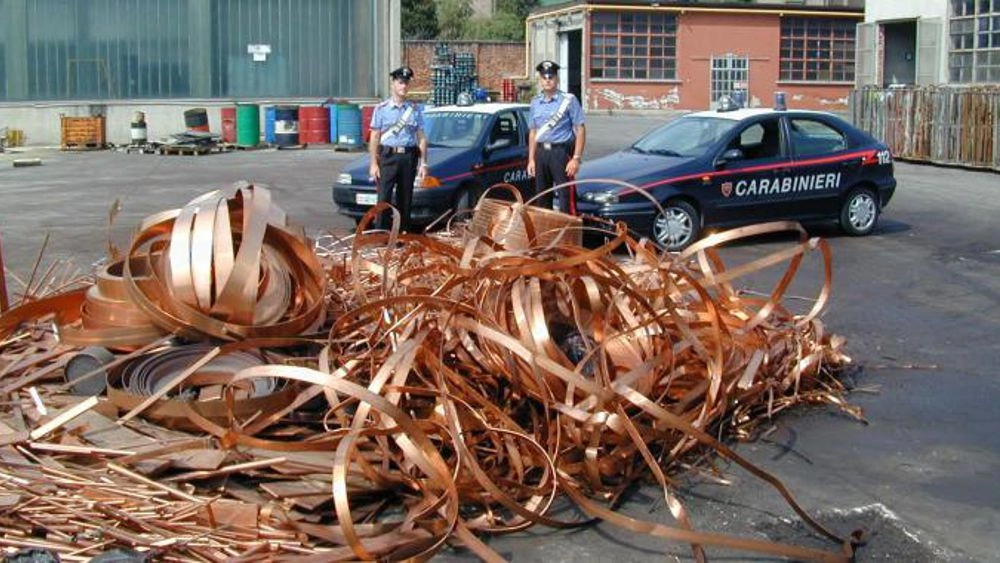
left=1, top=114, right=998, bottom=561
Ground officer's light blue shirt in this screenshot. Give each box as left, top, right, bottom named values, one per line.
left=529, top=91, right=585, bottom=144
left=370, top=99, right=424, bottom=148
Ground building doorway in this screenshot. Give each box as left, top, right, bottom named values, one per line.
left=882, top=21, right=916, bottom=86
left=558, top=29, right=583, bottom=101
left=710, top=53, right=749, bottom=109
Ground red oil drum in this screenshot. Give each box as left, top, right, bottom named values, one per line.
left=299, top=106, right=330, bottom=144
left=361, top=105, right=376, bottom=142
left=501, top=78, right=516, bottom=102
left=220, top=107, right=236, bottom=143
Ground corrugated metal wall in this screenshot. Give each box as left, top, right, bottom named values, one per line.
left=0, top=0, right=389, bottom=102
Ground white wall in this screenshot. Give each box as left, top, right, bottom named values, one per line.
left=866, top=0, right=948, bottom=22
left=0, top=99, right=375, bottom=147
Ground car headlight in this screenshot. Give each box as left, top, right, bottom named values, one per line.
left=337, top=173, right=352, bottom=185
left=416, top=174, right=441, bottom=189
left=581, top=190, right=619, bottom=204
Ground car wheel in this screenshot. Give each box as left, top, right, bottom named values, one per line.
left=839, top=187, right=879, bottom=236
left=653, top=200, right=701, bottom=251
left=453, top=183, right=478, bottom=216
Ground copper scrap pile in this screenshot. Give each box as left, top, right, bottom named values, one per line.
left=0, top=183, right=863, bottom=562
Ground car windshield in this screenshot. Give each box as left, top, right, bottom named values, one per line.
left=423, top=111, right=490, bottom=148
left=631, top=116, right=738, bottom=157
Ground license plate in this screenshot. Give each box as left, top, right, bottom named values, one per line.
left=355, top=193, right=377, bottom=205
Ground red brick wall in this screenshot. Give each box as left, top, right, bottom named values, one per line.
left=584, top=11, right=854, bottom=112
left=402, top=40, right=526, bottom=95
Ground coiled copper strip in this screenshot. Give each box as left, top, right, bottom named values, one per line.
left=122, top=184, right=325, bottom=341
left=105, top=344, right=296, bottom=431
left=58, top=256, right=168, bottom=350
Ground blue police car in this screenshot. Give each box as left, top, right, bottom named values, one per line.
left=333, top=103, right=531, bottom=225
left=576, top=107, right=896, bottom=251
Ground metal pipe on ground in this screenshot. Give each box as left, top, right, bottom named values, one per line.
left=0, top=231, right=9, bottom=313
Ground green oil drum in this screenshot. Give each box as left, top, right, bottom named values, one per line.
left=235, top=103, right=260, bottom=147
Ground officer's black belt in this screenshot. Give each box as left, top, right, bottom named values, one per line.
left=382, top=145, right=418, bottom=155
left=538, top=141, right=572, bottom=150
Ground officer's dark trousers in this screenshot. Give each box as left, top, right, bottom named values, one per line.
left=532, top=142, right=574, bottom=213
left=377, top=146, right=419, bottom=232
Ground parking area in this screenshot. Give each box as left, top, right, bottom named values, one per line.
left=1, top=114, right=998, bottom=561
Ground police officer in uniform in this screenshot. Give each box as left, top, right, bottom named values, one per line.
left=369, top=66, right=428, bottom=232
left=527, top=60, right=586, bottom=213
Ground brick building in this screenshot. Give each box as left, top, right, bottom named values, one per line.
left=527, top=0, right=864, bottom=111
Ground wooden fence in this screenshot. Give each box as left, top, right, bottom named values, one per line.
left=850, top=85, right=1000, bottom=171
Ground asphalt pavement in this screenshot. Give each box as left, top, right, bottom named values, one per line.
left=0, top=114, right=997, bottom=561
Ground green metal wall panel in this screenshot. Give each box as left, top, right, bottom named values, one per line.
left=0, top=0, right=382, bottom=101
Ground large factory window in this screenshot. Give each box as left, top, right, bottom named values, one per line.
left=590, top=12, right=677, bottom=81
left=779, top=17, right=856, bottom=83
left=949, top=0, right=1000, bottom=82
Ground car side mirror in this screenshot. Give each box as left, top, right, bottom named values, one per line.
left=715, top=148, right=744, bottom=168
left=485, top=137, right=513, bottom=153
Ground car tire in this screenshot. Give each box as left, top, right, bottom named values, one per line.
left=839, top=187, right=879, bottom=236
left=653, top=200, right=701, bottom=251
left=453, top=183, right=478, bottom=216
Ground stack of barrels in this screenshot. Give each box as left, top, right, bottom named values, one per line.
left=178, top=104, right=366, bottom=149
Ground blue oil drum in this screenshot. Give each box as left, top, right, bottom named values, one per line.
left=335, top=103, right=362, bottom=147
left=264, top=106, right=276, bottom=144
left=329, top=104, right=339, bottom=146
left=273, top=105, right=300, bottom=147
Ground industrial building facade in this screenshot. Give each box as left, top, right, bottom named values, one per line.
left=0, top=0, right=398, bottom=145
left=858, top=0, right=1000, bottom=86
left=528, top=1, right=863, bottom=111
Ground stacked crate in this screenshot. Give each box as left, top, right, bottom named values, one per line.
left=429, top=44, right=478, bottom=106
left=455, top=52, right=478, bottom=98
left=61, top=115, right=106, bottom=150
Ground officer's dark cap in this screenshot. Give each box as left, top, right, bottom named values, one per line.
left=536, top=60, right=560, bottom=77
left=390, top=66, right=414, bottom=81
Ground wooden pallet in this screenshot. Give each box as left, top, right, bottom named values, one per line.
left=158, top=144, right=234, bottom=156
left=62, top=142, right=105, bottom=151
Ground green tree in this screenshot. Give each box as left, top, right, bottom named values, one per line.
left=494, top=0, right=537, bottom=20
left=436, top=0, right=472, bottom=40
left=402, top=0, right=439, bottom=40
left=463, top=12, right=525, bottom=41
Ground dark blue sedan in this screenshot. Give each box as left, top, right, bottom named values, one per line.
left=332, top=103, right=531, bottom=226
left=576, top=107, right=897, bottom=251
